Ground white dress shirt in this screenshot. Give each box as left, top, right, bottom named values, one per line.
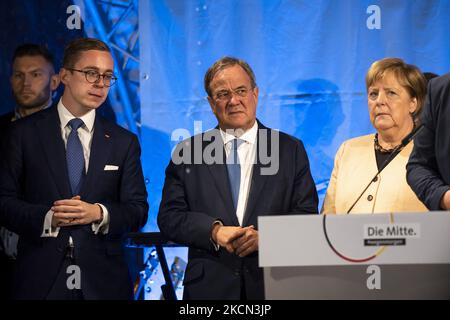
left=220, top=121, right=258, bottom=226
left=41, top=99, right=109, bottom=237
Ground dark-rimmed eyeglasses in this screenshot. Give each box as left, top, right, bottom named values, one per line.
left=66, top=68, right=117, bottom=87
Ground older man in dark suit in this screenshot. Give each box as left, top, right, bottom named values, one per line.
left=407, top=73, right=450, bottom=210
left=158, top=57, right=318, bottom=300
left=0, top=38, right=148, bottom=299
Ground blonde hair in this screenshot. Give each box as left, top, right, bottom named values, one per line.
left=366, top=57, right=427, bottom=121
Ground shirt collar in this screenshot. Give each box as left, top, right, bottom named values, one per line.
left=57, top=99, right=95, bottom=133
left=14, top=99, right=53, bottom=121
left=220, top=121, right=258, bottom=146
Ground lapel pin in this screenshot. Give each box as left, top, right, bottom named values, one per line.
left=105, top=134, right=110, bottom=138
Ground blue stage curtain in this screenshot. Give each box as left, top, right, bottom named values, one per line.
left=139, top=0, right=450, bottom=228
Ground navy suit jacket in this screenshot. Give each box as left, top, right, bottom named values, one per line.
left=0, top=106, right=148, bottom=299
left=407, top=73, right=450, bottom=210
left=0, top=111, right=14, bottom=156
left=157, top=122, right=318, bottom=300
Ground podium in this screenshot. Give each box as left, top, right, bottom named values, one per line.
left=259, top=212, right=450, bottom=299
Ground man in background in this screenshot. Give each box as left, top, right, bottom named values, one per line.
left=407, top=73, right=450, bottom=210
left=0, top=43, right=59, bottom=129
left=0, top=43, right=59, bottom=300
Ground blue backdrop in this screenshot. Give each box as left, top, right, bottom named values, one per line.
left=1, top=0, right=449, bottom=300
left=138, top=0, right=450, bottom=231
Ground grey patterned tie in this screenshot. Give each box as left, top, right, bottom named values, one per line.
left=226, top=139, right=243, bottom=210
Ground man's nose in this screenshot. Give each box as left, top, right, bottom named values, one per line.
left=229, top=92, right=241, bottom=104
left=23, top=74, right=33, bottom=86
left=93, top=77, right=105, bottom=88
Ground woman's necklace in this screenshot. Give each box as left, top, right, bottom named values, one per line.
left=374, top=133, right=401, bottom=153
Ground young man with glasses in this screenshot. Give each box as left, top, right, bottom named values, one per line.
left=0, top=38, right=148, bottom=300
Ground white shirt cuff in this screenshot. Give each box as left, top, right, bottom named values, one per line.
left=91, top=203, right=110, bottom=234
left=210, top=220, right=223, bottom=251
left=41, top=210, right=60, bottom=237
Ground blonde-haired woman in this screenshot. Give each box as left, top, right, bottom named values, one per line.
left=322, top=58, right=428, bottom=214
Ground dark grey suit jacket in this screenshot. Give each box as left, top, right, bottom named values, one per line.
left=407, top=72, right=450, bottom=210
left=158, top=121, right=318, bottom=300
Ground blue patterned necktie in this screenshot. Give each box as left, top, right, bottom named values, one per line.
left=226, top=139, right=243, bottom=210
left=66, top=118, right=85, bottom=196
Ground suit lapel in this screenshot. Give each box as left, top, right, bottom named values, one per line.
left=242, top=125, right=270, bottom=226
left=36, top=106, right=72, bottom=199
left=80, top=116, right=112, bottom=197
left=205, top=131, right=240, bottom=226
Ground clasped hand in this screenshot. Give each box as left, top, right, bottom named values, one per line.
left=51, top=195, right=102, bottom=227
left=213, top=225, right=258, bottom=257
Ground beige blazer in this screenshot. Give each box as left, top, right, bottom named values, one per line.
left=321, top=134, right=428, bottom=214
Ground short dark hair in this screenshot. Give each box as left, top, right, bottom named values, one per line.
left=12, top=43, right=55, bottom=67
left=63, top=38, right=111, bottom=68
left=204, top=56, right=257, bottom=98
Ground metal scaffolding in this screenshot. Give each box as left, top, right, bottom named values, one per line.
left=75, top=0, right=140, bottom=134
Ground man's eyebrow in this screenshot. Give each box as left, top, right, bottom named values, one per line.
left=81, top=66, right=100, bottom=70
left=82, top=66, right=114, bottom=73
left=28, top=68, right=45, bottom=73
left=13, top=68, right=45, bottom=73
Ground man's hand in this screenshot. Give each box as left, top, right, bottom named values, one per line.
left=51, top=195, right=102, bottom=227
left=232, top=225, right=258, bottom=257
left=212, top=225, right=247, bottom=254
left=440, top=190, right=450, bottom=210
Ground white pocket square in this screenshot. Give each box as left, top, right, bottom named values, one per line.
left=104, top=165, right=119, bottom=171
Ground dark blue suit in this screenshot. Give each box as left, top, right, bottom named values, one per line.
left=407, top=72, right=450, bottom=210
left=158, top=122, right=318, bottom=300
left=0, top=106, right=148, bottom=299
